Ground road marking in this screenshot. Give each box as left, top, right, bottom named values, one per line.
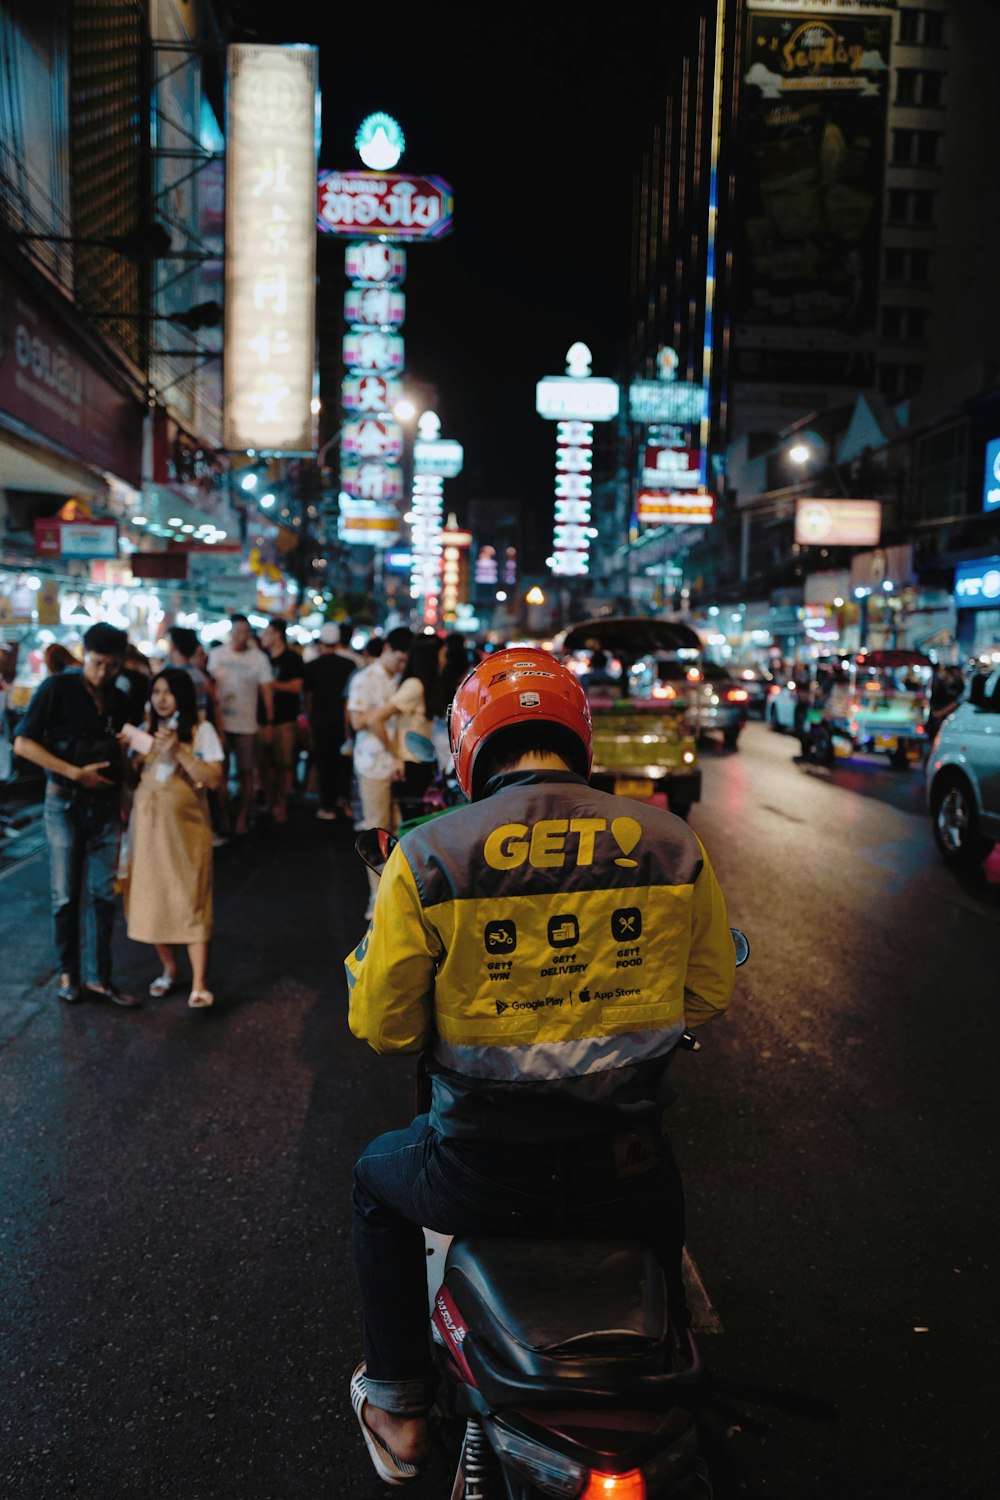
left=684, top=1248, right=723, bottom=1334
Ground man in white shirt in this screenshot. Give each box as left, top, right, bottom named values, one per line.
left=207, top=615, right=275, bottom=836
left=347, top=627, right=412, bottom=918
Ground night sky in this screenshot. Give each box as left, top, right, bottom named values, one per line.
left=227, top=1, right=682, bottom=528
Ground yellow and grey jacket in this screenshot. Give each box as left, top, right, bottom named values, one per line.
left=346, top=770, right=735, bottom=1140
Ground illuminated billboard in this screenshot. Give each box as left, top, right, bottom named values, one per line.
left=223, top=45, right=319, bottom=453
left=734, top=8, right=892, bottom=390
left=794, top=498, right=881, bottom=547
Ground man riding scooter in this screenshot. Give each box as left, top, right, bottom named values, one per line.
left=344, top=648, right=736, bottom=1484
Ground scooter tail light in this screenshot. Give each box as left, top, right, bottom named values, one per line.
left=485, top=1422, right=587, bottom=1497
left=579, top=1470, right=647, bottom=1498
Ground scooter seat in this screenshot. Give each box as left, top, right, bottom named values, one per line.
left=441, top=1238, right=693, bottom=1410
left=445, top=1237, right=667, bottom=1355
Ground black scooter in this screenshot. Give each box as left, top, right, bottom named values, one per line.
left=356, top=827, right=750, bottom=1498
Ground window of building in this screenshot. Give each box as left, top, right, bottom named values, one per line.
left=899, top=9, right=947, bottom=48
left=878, top=362, right=925, bottom=401
left=909, top=248, right=931, bottom=282
left=881, top=306, right=930, bottom=341
left=885, top=247, right=932, bottom=284
left=886, top=189, right=936, bottom=227
left=915, top=420, right=967, bottom=522
left=884, top=247, right=906, bottom=280
left=912, top=190, right=934, bottom=224
left=891, top=128, right=941, bottom=166
left=895, top=68, right=945, bottom=107
left=922, top=10, right=946, bottom=48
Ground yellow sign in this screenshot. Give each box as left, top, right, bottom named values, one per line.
left=37, top=581, right=60, bottom=626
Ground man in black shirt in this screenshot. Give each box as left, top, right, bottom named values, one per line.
left=14, top=623, right=139, bottom=1008
left=258, top=617, right=303, bottom=826
left=304, top=623, right=356, bottom=820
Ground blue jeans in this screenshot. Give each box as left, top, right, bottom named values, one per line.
left=352, top=1114, right=686, bottom=1415
left=44, top=784, right=120, bottom=986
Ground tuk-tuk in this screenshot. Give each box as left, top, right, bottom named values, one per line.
left=806, top=649, right=933, bottom=768
left=554, top=617, right=702, bottom=818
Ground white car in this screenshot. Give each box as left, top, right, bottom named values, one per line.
left=926, top=668, right=1000, bottom=868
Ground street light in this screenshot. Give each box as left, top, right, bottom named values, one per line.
left=788, top=442, right=811, bottom=466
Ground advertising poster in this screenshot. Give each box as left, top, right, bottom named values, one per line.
left=735, top=8, right=893, bottom=388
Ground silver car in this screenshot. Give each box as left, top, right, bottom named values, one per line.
left=926, top=668, right=1000, bottom=868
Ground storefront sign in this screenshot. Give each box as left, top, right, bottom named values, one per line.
left=629, top=381, right=706, bottom=425
left=224, top=44, right=319, bottom=453
left=131, top=553, right=189, bottom=581
left=414, top=437, right=465, bottom=479
left=642, top=445, right=701, bottom=490
left=340, top=460, right=404, bottom=502
left=747, top=2, right=896, bottom=11
left=37, top=580, right=60, bottom=626
left=342, top=418, right=404, bottom=461
left=33, top=518, right=119, bottom=559
left=338, top=500, right=400, bottom=546
left=536, top=376, right=620, bottom=423
left=795, top=498, right=881, bottom=547
left=341, top=372, right=404, bottom=413
left=637, top=492, right=715, bottom=527
left=317, top=171, right=454, bottom=240
left=954, top=557, right=1000, bottom=609
left=983, top=437, right=1000, bottom=512
left=345, top=242, right=407, bottom=285
left=344, top=286, right=406, bottom=328
left=343, top=330, right=405, bottom=373
left=0, top=273, right=143, bottom=483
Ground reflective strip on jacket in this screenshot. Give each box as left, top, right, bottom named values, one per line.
left=345, top=770, right=735, bottom=1139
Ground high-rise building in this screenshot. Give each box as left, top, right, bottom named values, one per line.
left=625, top=0, right=1000, bottom=657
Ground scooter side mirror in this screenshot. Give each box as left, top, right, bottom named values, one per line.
left=355, top=827, right=398, bottom=877
left=731, top=928, right=750, bottom=967
left=404, top=731, right=438, bottom=764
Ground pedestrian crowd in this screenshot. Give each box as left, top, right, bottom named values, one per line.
left=13, top=616, right=476, bottom=1010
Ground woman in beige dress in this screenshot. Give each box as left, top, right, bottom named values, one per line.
left=126, top=668, right=224, bottom=1008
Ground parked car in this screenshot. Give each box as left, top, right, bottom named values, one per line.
left=553, top=617, right=703, bottom=818
left=729, top=663, right=773, bottom=718
left=926, top=666, right=1000, bottom=868
left=631, top=657, right=749, bottom=748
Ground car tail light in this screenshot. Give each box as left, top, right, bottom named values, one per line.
left=726, top=688, right=749, bottom=702
left=579, top=1471, right=647, bottom=1498
left=652, top=683, right=677, bottom=700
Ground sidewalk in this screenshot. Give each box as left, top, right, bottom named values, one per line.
left=0, top=799, right=367, bottom=1043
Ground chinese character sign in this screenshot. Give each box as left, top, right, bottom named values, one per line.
left=224, top=45, right=319, bottom=453
left=340, top=240, right=407, bottom=538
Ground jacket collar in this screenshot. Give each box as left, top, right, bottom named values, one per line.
left=480, top=768, right=589, bottom=799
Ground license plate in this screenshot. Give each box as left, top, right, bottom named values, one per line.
left=616, top=777, right=654, bottom=798
left=874, top=734, right=897, bottom=750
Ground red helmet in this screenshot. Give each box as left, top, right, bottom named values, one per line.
left=448, top=647, right=593, bottom=801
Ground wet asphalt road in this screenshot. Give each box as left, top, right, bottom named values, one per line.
left=1, top=721, right=997, bottom=1500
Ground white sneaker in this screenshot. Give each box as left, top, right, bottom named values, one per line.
left=316, top=808, right=337, bottom=821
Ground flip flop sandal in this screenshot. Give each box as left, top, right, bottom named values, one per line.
left=349, top=1363, right=423, bottom=1486
left=187, top=990, right=215, bottom=1009
left=148, top=974, right=178, bottom=998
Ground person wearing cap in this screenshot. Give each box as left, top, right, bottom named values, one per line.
left=344, top=647, right=736, bottom=1482
left=14, top=623, right=140, bottom=1008
left=303, top=623, right=357, bottom=820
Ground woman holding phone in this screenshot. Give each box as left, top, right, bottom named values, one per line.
left=125, top=667, right=224, bottom=1007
